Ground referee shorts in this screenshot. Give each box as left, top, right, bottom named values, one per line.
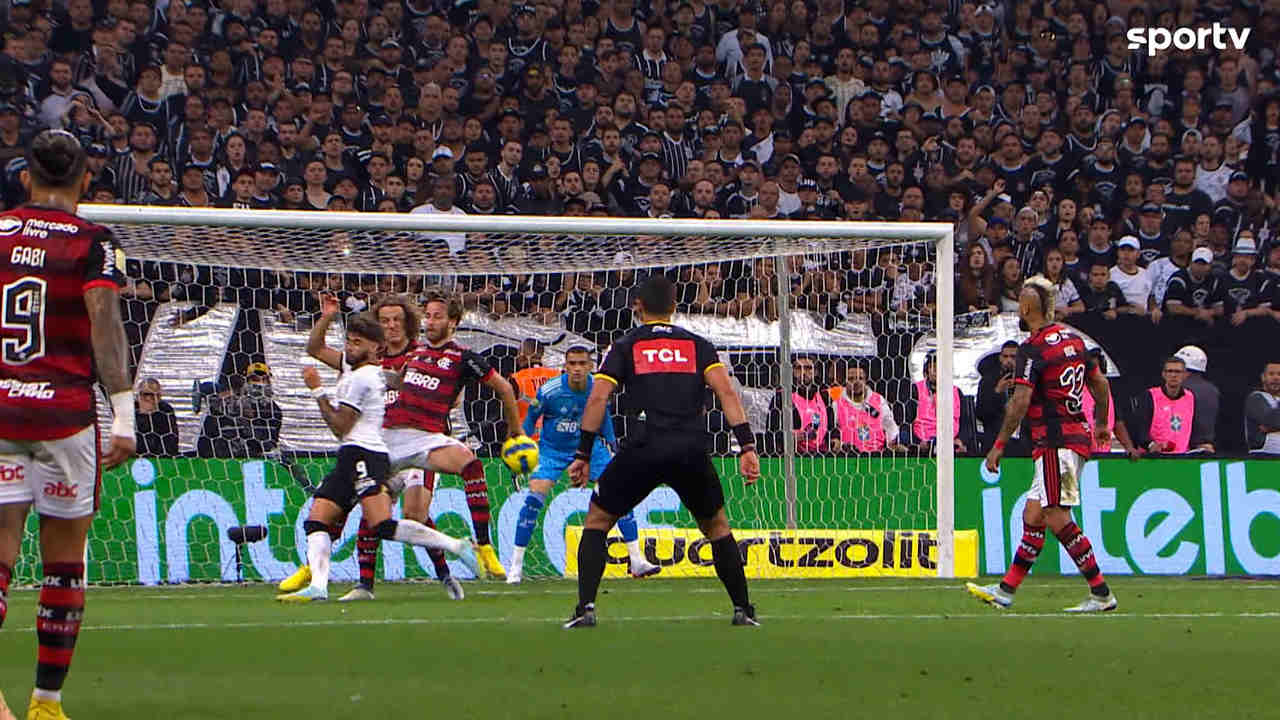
left=592, top=431, right=725, bottom=520
left=314, top=445, right=391, bottom=514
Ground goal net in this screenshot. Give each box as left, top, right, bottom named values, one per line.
left=12, top=207, right=959, bottom=585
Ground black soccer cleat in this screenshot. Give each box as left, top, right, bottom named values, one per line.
left=563, top=604, right=597, bottom=629
left=732, top=605, right=760, bottom=626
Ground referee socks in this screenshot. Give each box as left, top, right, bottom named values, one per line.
left=711, top=535, right=751, bottom=610
left=577, top=528, right=608, bottom=609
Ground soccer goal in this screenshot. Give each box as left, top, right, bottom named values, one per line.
left=13, top=206, right=960, bottom=584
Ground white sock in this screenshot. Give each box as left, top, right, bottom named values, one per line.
left=626, top=539, right=646, bottom=566
left=32, top=689, right=61, bottom=703
left=307, top=531, right=332, bottom=594
left=392, top=519, right=461, bottom=553
left=510, top=545, right=526, bottom=573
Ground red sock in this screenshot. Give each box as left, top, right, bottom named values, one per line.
left=36, top=562, right=85, bottom=692
left=421, top=516, right=452, bottom=579
left=462, top=459, right=491, bottom=545
left=1000, top=524, right=1045, bottom=593
left=1056, top=522, right=1111, bottom=596
left=356, top=523, right=379, bottom=589
left=0, top=562, right=11, bottom=628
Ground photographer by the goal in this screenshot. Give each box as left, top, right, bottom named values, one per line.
left=564, top=275, right=762, bottom=628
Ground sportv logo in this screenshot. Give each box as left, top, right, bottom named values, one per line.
left=1126, top=23, right=1251, bottom=57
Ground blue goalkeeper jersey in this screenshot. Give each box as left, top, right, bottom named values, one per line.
left=522, top=374, right=615, bottom=455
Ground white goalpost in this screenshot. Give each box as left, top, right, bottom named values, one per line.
left=63, top=206, right=957, bottom=583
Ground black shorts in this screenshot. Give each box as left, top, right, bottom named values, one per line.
left=314, top=445, right=391, bottom=514
left=592, top=431, right=725, bottom=520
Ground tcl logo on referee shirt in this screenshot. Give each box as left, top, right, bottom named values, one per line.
left=633, top=339, right=697, bottom=374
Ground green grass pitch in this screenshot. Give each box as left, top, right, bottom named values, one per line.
left=2, top=576, right=1278, bottom=719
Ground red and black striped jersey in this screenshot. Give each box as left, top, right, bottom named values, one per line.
left=384, top=339, right=494, bottom=433
left=0, top=205, right=125, bottom=441
left=380, top=341, right=419, bottom=408
left=1014, top=323, right=1098, bottom=459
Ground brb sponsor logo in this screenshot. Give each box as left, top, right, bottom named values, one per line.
left=0, top=463, right=24, bottom=484
left=43, top=481, right=78, bottom=499
left=1126, top=23, right=1251, bottom=57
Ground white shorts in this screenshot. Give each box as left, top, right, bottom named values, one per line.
left=384, top=468, right=437, bottom=498
left=386, top=428, right=467, bottom=474
left=0, top=426, right=100, bottom=519
left=1028, top=448, right=1085, bottom=507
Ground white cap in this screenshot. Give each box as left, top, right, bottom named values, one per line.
left=1174, top=345, right=1207, bottom=373
left=1233, top=237, right=1258, bottom=255
left=1191, top=247, right=1213, bottom=264
left=1116, top=235, right=1140, bottom=250
left=432, top=146, right=454, bottom=160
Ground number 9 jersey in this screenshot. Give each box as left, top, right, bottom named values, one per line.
left=0, top=207, right=125, bottom=441
left=1014, top=323, right=1100, bottom=460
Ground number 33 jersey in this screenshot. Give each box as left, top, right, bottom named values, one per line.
left=1014, top=323, right=1098, bottom=460
left=0, top=207, right=125, bottom=441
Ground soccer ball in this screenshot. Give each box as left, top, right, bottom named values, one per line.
left=501, top=435, right=539, bottom=475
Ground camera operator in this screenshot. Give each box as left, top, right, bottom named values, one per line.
left=977, top=341, right=1030, bottom=455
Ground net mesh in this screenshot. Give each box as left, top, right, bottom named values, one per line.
left=13, top=211, right=949, bottom=585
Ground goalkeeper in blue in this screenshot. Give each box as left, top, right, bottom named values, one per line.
left=508, top=346, right=661, bottom=583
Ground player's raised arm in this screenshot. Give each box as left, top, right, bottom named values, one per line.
left=86, top=284, right=136, bottom=468
left=705, top=364, right=760, bottom=484
left=306, top=293, right=343, bottom=370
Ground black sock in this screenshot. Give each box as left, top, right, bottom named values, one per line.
left=577, top=528, right=607, bottom=610
left=711, top=534, right=750, bottom=609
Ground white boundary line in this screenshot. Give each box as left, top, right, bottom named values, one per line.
left=3, top=611, right=1280, bottom=634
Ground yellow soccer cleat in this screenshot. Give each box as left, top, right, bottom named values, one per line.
left=26, top=696, right=70, bottom=720
left=277, top=564, right=311, bottom=593
left=477, top=544, right=506, bottom=580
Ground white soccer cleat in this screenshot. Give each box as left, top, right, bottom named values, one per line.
left=965, top=582, right=1013, bottom=609
left=506, top=565, right=523, bottom=584
left=276, top=585, right=328, bottom=603
left=441, top=576, right=465, bottom=600
left=628, top=558, right=661, bottom=578
left=454, top=539, right=481, bottom=578
left=338, top=586, right=375, bottom=602
left=1064, top=594, right=1118, bottom=613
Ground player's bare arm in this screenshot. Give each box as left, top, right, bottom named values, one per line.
left=86, top=285, right=136, bottom=468
left=1085, top=367, right=1112, bottom=447
left=568, top=378, right=615, bottom=488
left=484, top=371, right=523, bottom=440
left=305, top=293, right=343, bottom=370
left=705, top=365, right=760, bottom=485
left=985, top=384, right=1031, bottom=472
left=301, top=366, right=358, bottom=438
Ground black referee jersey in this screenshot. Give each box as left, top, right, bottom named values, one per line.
left=595, top=320, right=723, bottom=434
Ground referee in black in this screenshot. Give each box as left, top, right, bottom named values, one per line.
left=565, top=275, right=762, bottom=628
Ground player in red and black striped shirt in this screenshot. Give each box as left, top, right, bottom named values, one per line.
left=383, top=289, right=525, bottom=579
left=0, top=131, right=135, bottom=720
left=967, top=276, right=1119, bottom=613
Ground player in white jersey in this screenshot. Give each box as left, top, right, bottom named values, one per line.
left=277, top=314, right=479, bottom=602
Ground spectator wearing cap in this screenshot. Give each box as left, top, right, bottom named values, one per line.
left=1173, top=345, right=1220, bottom=453
left=1133, top=202, right=1169, bottom=267
left=250, top=163, right=281, bottom=209
left=1117, top=116, right=1148, bottom=169
left=613, top=152, right=662, bottom=216
left=518, top=65, right=557, bottom=122
left=1244, top=361, right=1280, bottom=456
left=1110, top=236, right=1158, bottom=321
left=1195, top=134, right=1233, bottom=204
left=521, top=162, right=564, bottom=215
left=1163, top=246, right=1224, bottom=333
left=723, top=160, right=763, bottom=218
left=83, top=141, right=118, bottom=193
left=1212, top=171, right=1252, bottom=241
left=1128, top=356, right=1214, bottom=456
left=175, top=164, right=212, bottom=207
left=1222, top=230, right=1271, bottom=328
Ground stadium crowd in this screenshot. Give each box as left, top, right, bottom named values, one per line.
left=1, top=0, right=1279, bottom=456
